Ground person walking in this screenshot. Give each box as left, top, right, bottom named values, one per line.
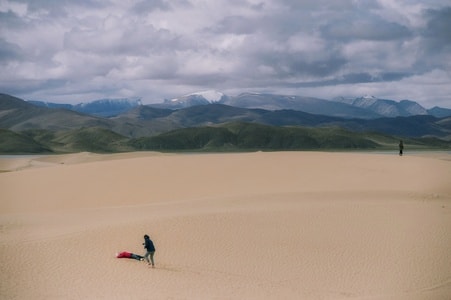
left=399, top=140, right=404, bottom=156
left=143, top=234, right=156, bottom=267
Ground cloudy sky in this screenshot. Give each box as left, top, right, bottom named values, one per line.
left=1, top=0, right=450, bottom=107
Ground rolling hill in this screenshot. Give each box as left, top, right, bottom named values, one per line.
left=1, top=93, right=450, bottom=153
left=1, top=94, right=114, bottom=132
left=0, top=129, right=52, bottom=154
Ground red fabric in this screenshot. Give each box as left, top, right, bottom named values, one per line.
left=116, top=251, right=132, bottom=258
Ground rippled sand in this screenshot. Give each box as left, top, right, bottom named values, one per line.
left=1, top=151, right=450, bottom=299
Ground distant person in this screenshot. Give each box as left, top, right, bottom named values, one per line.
left=116, top=251, right=144, bottom=261
left=399, top=140, right=404, bottom=156
left=143, top=234, right=156, bottom=267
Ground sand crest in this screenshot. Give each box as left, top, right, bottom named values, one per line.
left=1, top=151, right=450, bottom=299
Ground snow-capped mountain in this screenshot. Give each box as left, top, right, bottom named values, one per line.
left=151, top=92, right=445, bottom=118
left=335, top=95, right=378, bottom=107
left=187, top=90, right=225, bottom=102
left=28, top=92, right=449, bottom=119
left=155, top=90, right=227, bottom=109
left=332, top=95, right=428, bottom=117
left=73, top=98, right=142, bottom=117
left=28, top=98, right=142, bottom=117
left=27, top=100, right=73, bottom=110
left=219, top=92, right=381, bottom=118
left=76, top=98, right=142, bottom=108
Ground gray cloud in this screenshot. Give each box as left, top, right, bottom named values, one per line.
left=421, top=7, right=451, bottom=51
left=0, top=38, right=23, bottom=61
left=63, top=21, right=180, bottom=56
left=0, top=0, right=450, bottom=108
left=321, top=18, right=412, bottom=41
left=284, top=72, right=412, bottom=88
left=0, top=10, right=24, bottom=28
left=210, top=15, right=258, bottom=35
left=131, top=0, right=172, bottom=14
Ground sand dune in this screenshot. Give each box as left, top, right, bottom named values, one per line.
left=1, top=151, right=450, bottom=299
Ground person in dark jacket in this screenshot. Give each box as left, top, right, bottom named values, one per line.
left=399, top=140, right=404, bottom=156
left=143, top=234, right=155, bottom=267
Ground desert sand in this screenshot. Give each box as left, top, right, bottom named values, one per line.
left=1, top=151, right=450, bottom=299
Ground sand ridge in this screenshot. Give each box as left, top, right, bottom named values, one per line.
left=1, top=151, right=450, bottom=299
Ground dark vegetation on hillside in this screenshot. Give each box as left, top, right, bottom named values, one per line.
left=1, top=123, right=449, bottom=154
left=129, top=123, right=379, bottom=151
left=0, top=129, right=52, bottom=153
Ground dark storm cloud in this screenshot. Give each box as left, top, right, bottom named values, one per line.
left=321, top=18, right=412, bottom=41
left=421, top=6, right=451, bottom=51
left=283, top=72, right=412, bottom=88
left=0, top=10, right=24, bottom=27
left=0, top=38, right=23, bottom=61
left=251, top=49, right=347, bottom=78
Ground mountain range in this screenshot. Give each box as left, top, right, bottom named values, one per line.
left=29, top=98, right=142, bottom=117
left=1, top=92, right=450, bottom=153
left=153, top=91, right=451, bottom=119
left=27, top=91, right=451, bottom=119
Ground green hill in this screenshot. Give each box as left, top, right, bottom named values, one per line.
left=129, top=123, right=381, bottom=151
left=2, top=123, right=450, bottom=154
left=0, top=129, right=52, bottom=153
left=22, top=127, right=133, bottom=153
left=130, top=126, right=237, bottom=150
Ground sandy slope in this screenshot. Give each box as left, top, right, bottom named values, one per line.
left=1, top=151, right=450, bottom=299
